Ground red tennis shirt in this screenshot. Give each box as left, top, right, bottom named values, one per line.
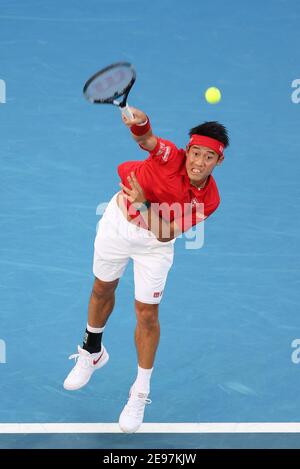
left=118, top=138, right=220, bottom=232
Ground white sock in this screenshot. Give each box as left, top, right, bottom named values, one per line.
left=133, top=366, right=153, bottom=395
left=86, top=323, right=105, bottom=334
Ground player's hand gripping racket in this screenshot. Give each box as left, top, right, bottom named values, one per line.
left=83, top=62, right=136, bottom=119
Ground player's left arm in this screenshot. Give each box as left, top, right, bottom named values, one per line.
left=119, top=172, right=182, bottom=242
left=121, top=106, right=157, bottom=152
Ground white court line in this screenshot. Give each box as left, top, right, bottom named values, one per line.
left=0, top=16, right=138, bottom=23
left=1, top=423, right=300, bottom=434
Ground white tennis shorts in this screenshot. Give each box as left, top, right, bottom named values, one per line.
left=93, top=192, right=175, bottom=304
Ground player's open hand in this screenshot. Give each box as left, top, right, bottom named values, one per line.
left=119, top=172, right=147, bottom=208
left=121, top=107, right=147, bottom=127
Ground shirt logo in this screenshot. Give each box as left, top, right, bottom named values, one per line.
left=191, top=197, right=198, bottom=207
left=191, top=199, right=206, bottom=221
left=156, top=142, right=170, bottom=162
left=162, top=146, right=170, bottom=161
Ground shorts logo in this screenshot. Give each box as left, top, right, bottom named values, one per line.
left=153, top=291, right=163, bottom=298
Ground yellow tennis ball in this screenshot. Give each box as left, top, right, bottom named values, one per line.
left=205, top=87, right=221, bottom=104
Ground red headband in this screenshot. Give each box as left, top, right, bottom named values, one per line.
left=189, top=134, right=224, bottom=156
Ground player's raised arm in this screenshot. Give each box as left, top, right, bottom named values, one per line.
left=122, top=107, right=157, bottom=152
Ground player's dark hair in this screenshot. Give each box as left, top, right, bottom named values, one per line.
left=189, top=121, right=229, bottom=148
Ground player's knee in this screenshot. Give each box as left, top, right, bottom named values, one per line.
left=135, top=301, right=159, bottom=330
left=92, top=277, right=119, bottom=300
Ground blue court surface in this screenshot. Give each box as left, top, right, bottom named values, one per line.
left=1, top=0, right=300, bottom=449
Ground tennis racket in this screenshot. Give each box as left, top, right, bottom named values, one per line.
left=83, top=62, right=136, bottom=119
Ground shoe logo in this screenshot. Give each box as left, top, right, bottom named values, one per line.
left=93, top=350, right=104, bottom=366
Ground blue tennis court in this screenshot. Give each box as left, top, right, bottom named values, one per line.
left=1, top=0, right=300, bottom=449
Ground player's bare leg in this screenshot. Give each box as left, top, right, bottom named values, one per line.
left=87, top=277, right=119, bottom=327
left=119, top=300, right=159, bottom=433
left=134, top=300, right=160, bottom=369
left=63, top=277, right=119, bottom=391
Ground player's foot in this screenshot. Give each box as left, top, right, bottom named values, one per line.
left=63, top=345, right=109, bottom=391
left=119, top=387, right=151, bottom=433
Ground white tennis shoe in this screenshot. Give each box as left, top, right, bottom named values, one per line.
left=119, top=387, right=152, bottom=433
left=63, top=345, right=109, bottom=391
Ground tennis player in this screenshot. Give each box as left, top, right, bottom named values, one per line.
left=63, top=107, right=229, bottom=433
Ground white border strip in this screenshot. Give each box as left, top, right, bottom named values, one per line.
left=1, top=423, right=300, bottom=434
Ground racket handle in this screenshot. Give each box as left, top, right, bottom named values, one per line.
left=120, top=103, right=134, bottom=120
